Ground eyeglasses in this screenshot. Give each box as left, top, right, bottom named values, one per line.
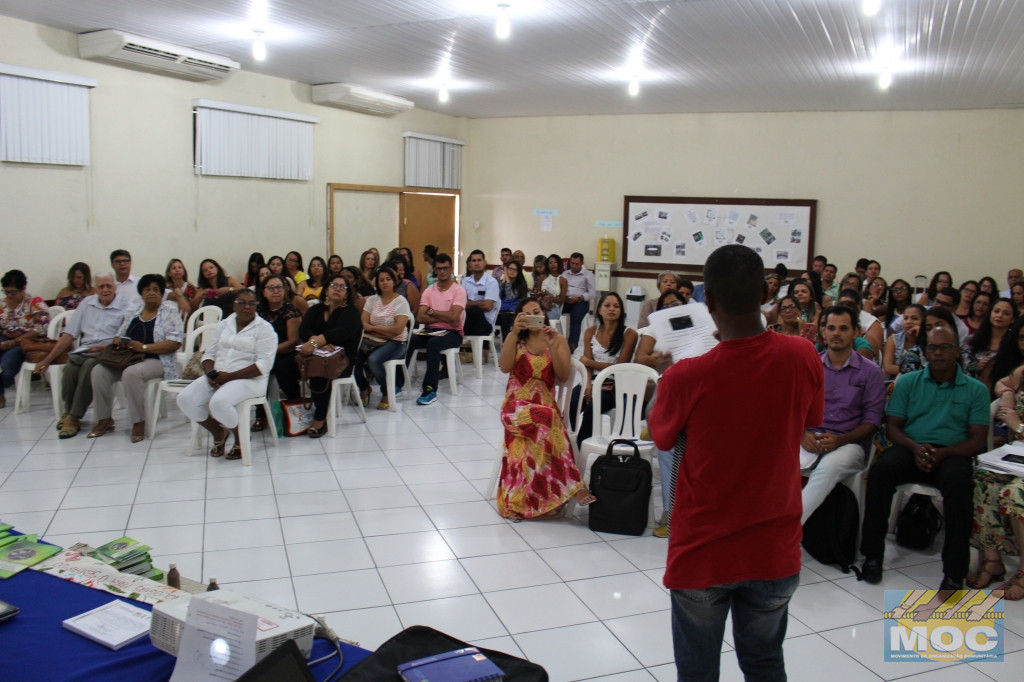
left=285, top=257, right=298, bottom=263
left=925, top=343, right=957, bottom=353
left=779, top=305, right=798, bottom=311
left=892, top=286, right=909, bottom=292
left=3, top=289, right=20, bottom=296
left=234, top=300, right=258, bottom=308
left=434, top=265, right=452, bottom=272
left=112, top=259, right=131, bottom=265
left=329, top=283, right=348, bottom=290
left=264, top=285, right=285, bottom=292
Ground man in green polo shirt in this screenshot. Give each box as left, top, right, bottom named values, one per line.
left=859, top=326, right=989, bottom=590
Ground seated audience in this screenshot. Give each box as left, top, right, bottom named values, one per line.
left=422, top=244, right=439, bottom=287
left=917, top=270, right=953, bottom=306
left=955, top=280, right=979, bottom=319
left=461, top=250, right=500, bottom=336
left=356, top=265, right=412, bottom=411
left=327, top=254, right=344, bottom=279
left=965, top=291, right=994, bottom=336
left=497, top=260, right=529, bottom=339
left=882, top=304, right=927, bottom=377
left=165, top=258, right=196, bottom=317
left=821, top=262, right=839, bottom=301
left=988, top=318, right=1024, bottom=402
left=491, top=247, right=512, bottom=280
left=110, top=250, right=140, bottom=307
left=836, top=288, right=882, bottom=358
left=358, top=250, right=377, bottom=284
left=574, top=292, right=639, bottom=448
left=90, top=274, right=183, bottom=443
left=979, top=276, right=999, bottom=297
left=544, top=254, right=568, bottom=321
left=406, top=253, right=466, bottom=406
left=191, top=259, right=243, bottom=315
left=242, top=252, right=265, bottom=288
left=252, top=273, right=302, bottom=431
left=530, top=254, right=547, bottom=290
left=638, top=271, right=681, bottom=328
left=864, top=276, right=888, bottom=319
left=841, top=272, right=864, bottom=297
left=299, top=256, right=328, bottom=301
left=865, top=259, right=881, bottom=281
left=285, top=251, right=307, bottom=285
left=929, top=287, right=971, bottom=343
left=562, top=253, right=597, bottom=353
left=55, top=262, right=96, bottom=311
left=859, top=326, right=989, bottom=589
left=760, top=272, right=783, bottom=314
left=0, top=269, right=49, bottom=408
left=341, top=265, right=375, bottom=309
left=964, top=297, right=1017, bottom=388
left=1001, top=268, right=1023, bottom=298
left=770, top=295, right=805, bottom=338
left=1012, top=282, right=1024, bottom=317
left=266, top=255, right=297, bottom=292
left=883, top=278, right=913, bottom=334
left=177, top=289, right=277, bottom=458
left=387, top=258, right=421, bottom=312
left=34, top=273, right=126, bottom=438
left=801, top=306, right=885, bottom=523
left=531, top=253, right=562, bottom=322
left=297, top=275, right=362, bottom=436
left=497, top=299, right=594, bottom=521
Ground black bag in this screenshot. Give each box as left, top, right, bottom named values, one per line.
left=802, top=482, right=860, bottom=574
left=895, top=493, right=943, bottom=550
left=588, top=439, right=652, bottom=536
left=340, top=625, right=548, bottom=681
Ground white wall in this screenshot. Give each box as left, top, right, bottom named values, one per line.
left=463, top=110, right=1024, bottom=302
left=0, top=15, right=468, bottom=296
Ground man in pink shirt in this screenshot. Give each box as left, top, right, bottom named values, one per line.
left=405, top=253, right=466, bottom=405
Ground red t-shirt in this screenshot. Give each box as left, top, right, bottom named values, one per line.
left=650, top=331, right=824, bottom=590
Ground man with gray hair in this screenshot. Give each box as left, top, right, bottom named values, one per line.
left=34, top=273, right=128, bottom=438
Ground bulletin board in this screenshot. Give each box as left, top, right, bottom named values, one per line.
left=621, top=196, right=817, bottom=273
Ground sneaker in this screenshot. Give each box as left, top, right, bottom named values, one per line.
left=416, top=388, right=438, bottom=405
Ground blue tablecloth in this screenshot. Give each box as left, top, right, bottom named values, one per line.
left=0, top=569, right=370, bottom=681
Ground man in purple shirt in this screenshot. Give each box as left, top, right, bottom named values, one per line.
left=799, top=305, right=885, bottom=523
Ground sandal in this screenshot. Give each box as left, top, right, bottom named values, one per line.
left=360, top=389, right=371, bottom=408
left=210, top=428, right=229, bottom=457
left=998, top=570, right=1024, bottom=601
left=575, top=490, right=597, bottom=506
left=307, top=424, right=327, bottom=439
left=225, top=443, right=242, bottom=460
left=251, top=417, right=266, bottom=432
left=967, top=558, right=1006, bottom=589
left=87, top=419, right=115, bottom=438
left=376, top=398, right=390, bottom=411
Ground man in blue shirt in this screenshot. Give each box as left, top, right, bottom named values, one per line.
left=461, top=250, right=499, bottom=336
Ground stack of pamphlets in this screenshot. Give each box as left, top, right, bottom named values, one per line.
left=86, top=537, right=164, bottom=581
left=63, top=600, right=153, bottom=650
left=0, top=526, right=63, bottom=579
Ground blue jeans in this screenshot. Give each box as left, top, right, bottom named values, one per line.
left=356, top=340, right=408, bottom=391
left=0, top=345, right=25, bottom=394
left=563, top=300, right=589, bottom=351
left=671, top=572, right=799, bottom=682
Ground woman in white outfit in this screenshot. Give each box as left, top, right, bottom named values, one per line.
left=177, top=289, right=277, bottom=460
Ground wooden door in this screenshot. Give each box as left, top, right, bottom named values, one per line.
left=399, top=192, right=457, bottom=275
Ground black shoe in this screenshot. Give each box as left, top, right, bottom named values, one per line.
left=861, top=558, right=883, bottom=584
left=939, top=575, right=963, bottom=591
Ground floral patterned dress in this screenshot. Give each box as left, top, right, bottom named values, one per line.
left=972, top=389, right=1024, bottom=556
left=498, top=343, right=584, bottom=519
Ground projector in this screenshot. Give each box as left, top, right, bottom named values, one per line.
left=150, top=590, right=316, bottom=661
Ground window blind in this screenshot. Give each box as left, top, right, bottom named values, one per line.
left=0, top=64, right=95, bottom=165
left=403, top=132, right=464, bottom=189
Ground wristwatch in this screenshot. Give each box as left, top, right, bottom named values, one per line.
left=427, top=308, right=434, bottom=316
left=1016, top=422, right=1024, bottom=436
left=142, top=344, right=148, bottom=352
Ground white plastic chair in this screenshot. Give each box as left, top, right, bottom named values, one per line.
left=146, top=325, right=218, bottom=440
left=185, top=394, right=277, bottom=466
left=325, top=334, right=366, bottom=437
left=381, top=319, right=414, bottom=412
left=487, top=357, right=589, bottom=501
left=463, top=327, right=502, bottom=378
left=409, top=326, right=463, bottom=396
left=176, top=316, right=218, bottom=370
left=14, top=308, right=72, bottom=415
left=578, top=363, right=660, bottom=520
left=185, top=305, right=222, bottom=337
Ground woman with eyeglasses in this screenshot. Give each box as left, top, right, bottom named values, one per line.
left=297, top=275, right=362, bottom=437
left=177, top=289, right=277, bottom=459
left=864, top=276, right=888, bottom=319
left=883, top=279, right=913, bottom=334
left=54, top=262, right=96, bottom=311
left=90, top=274, right=183, bottom=443
left=769, top=295, right=804, bottom=337
left=955, top=280, right=980, bottom=319
left=251, top=274, right=302, bottom=432
left=0, top=270, right=49, bottom=409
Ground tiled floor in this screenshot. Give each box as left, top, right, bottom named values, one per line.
left=1, top=366, right=1021, bottom=681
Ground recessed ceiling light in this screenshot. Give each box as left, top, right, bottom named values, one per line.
left=252, top=31, right=266, bottom=61
left=495, top=3, right=511, bottom=40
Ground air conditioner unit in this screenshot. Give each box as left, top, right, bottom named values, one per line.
left=311, top=83, right=414, bottom=116
left=78, top=29, right=240, bottom=81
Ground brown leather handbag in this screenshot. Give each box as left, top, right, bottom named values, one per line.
left=19, top=337, right=67, bottom=364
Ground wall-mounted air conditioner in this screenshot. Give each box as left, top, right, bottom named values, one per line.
left=78, top=30, right=239, bottom=81
left=311, top=83, right=414, bottom=116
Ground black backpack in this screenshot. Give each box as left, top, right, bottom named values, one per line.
left=895, top=493, right=943, bottom=550
left=588, top=439, right=653, bottom=536
left=802, top=482, right=860, bottom=574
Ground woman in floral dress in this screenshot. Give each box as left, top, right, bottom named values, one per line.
left=497, top=299, right=595, bottom=520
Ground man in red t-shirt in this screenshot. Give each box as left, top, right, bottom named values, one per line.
left=650, top=245, right=824, bottom=681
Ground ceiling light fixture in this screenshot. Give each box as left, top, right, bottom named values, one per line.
left=628, top=78, right=640, bottom=97
left=862, top=0, right=882, bottom=17
left=495, top=3, right=511, bottom=40
left=438, top=85, right=450, bottom=103
left=878, top=70, right=892, bottom=89
left=626, top=45, right=644, bottom=97
left=252, top=30, right=267, bottom=61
